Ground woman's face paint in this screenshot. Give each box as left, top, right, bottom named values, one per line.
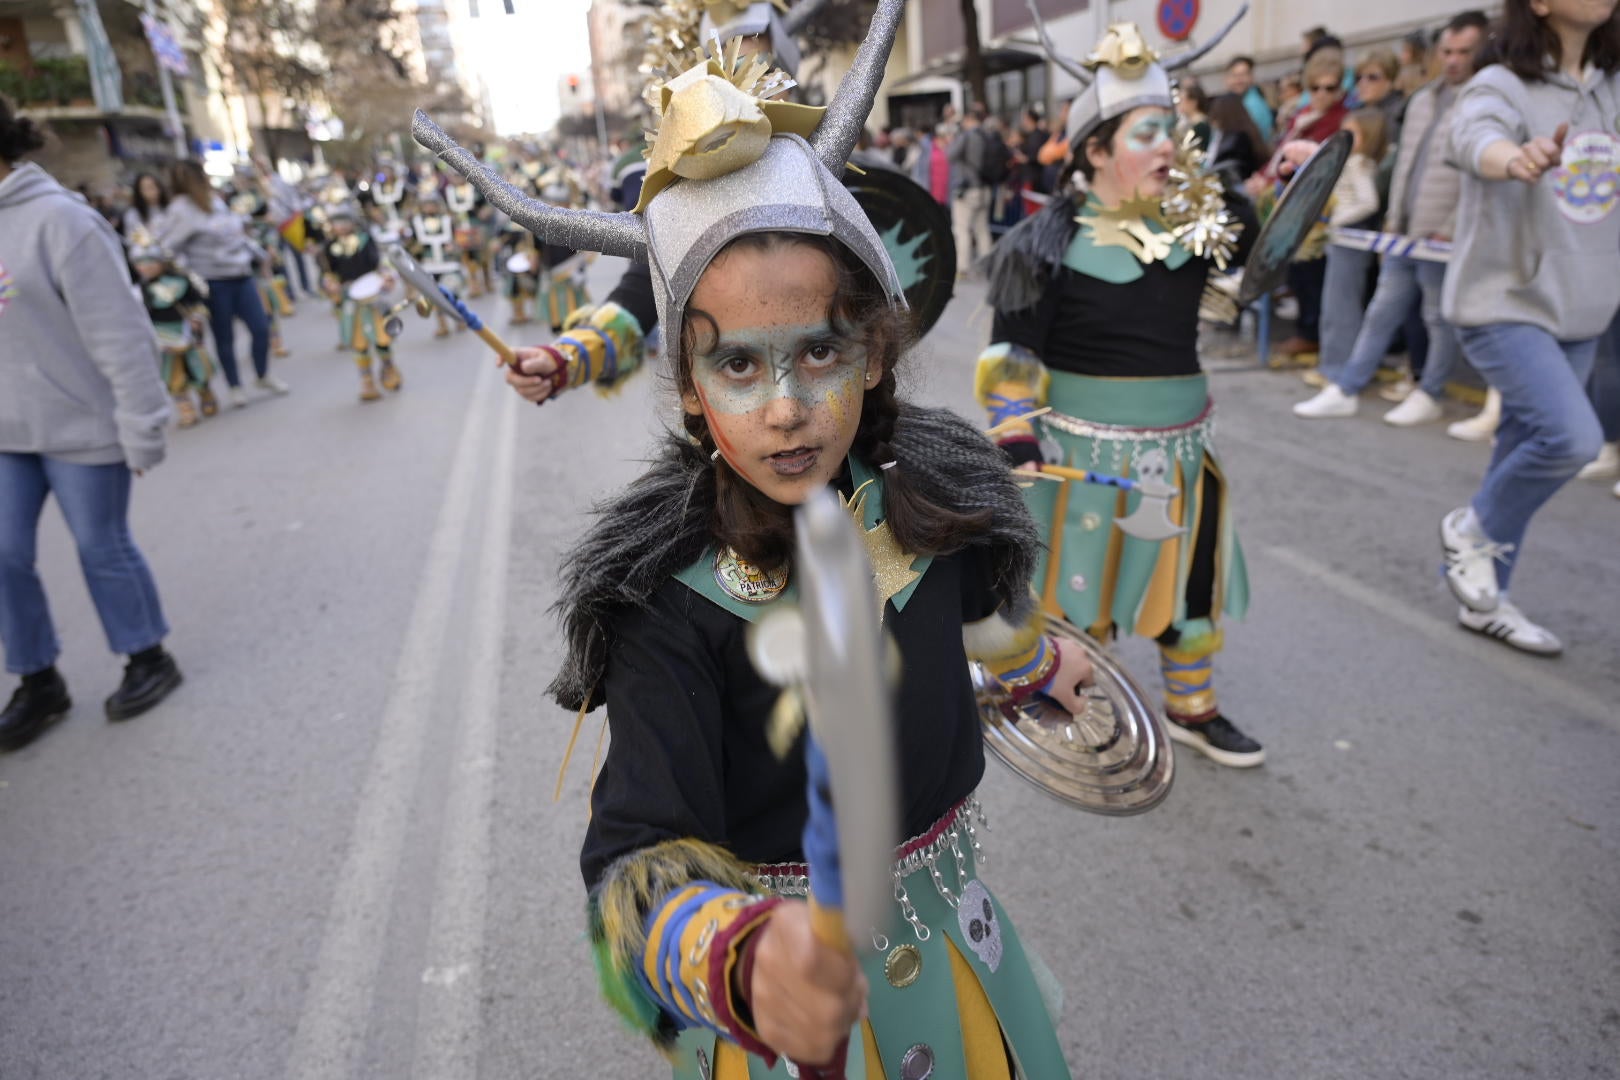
left=1095, top=106, right=1178, bottom=205
left=683, top=243, right=873, bottom=506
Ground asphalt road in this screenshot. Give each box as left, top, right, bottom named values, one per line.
left=2, top=256, right=1616, bottom=1080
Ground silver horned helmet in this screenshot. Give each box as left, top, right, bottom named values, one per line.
left=1023, top=0, right=1249, bottom=149
left=411, top=0, right=907, bottom=347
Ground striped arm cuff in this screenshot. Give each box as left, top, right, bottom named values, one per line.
left=640, top=882, right=782, bottom=1054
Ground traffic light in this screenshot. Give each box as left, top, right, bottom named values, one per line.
left=567, top=74, right=580, bottom=95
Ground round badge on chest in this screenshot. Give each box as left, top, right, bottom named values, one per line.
left=714, top=547, right=789, bottom=603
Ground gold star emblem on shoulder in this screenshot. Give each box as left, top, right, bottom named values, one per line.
left=841, top=480, right=921, bottom=620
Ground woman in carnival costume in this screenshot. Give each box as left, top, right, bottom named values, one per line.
left=975, top=4, right=1265, bottom=768
left=317, top=203, right=404, bottom=402
left=415, top=1, right=1092, bottom=1074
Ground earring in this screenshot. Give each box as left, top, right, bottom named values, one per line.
left=710, top=448, right=722, bottom=463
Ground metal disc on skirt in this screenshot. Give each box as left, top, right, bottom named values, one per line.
left=842, top=165, right=956, bottom=339
left=971, top=614, right=1175, bottom=815
left=1237, top=130, right=1353, bottom=307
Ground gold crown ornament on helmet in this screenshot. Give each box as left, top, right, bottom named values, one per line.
left=1024, top=0, right=1249, bottom=147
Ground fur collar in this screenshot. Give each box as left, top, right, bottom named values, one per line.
left=984, top=191, right=1080, bottom=314
left=549, top=403, right=1041, bottom=711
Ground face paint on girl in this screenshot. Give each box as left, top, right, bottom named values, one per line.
left=683, top=242, right=876, bottom=506
left=1124, top=113, right=1175, bottom=153
left=690, top=322, right=867, bottom=417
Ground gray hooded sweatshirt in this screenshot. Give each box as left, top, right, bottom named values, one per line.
left=157, top=192, right=258, bottom=280
left=1444, top=63, right=1620, bottom=339
left=0, top=162, right=171, bottom=470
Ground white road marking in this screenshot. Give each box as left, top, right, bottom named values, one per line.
left=410, top=384, right=518, bottom=1080
left=282, top=361, right=499, bottom=1080
left=1258, top=544, right=1616, bottom=732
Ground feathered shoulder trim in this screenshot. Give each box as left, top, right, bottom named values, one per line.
left=547, top=404, right=1041, bottom=711
left=985, top=192, right=1080, bottom=314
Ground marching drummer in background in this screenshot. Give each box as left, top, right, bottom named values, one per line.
left=408, top=192, right=467, bottom=339
left=233, top=185, right=295, bottom=359
left=129, top=229, right=219, bottom=429
left=446, top=173, right=492, bottom=298
left=978, top=5, right=1266, bottom=768
left=318, top=204, right=404, bottom=402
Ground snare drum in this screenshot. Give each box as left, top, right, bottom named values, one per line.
left=347, top=272, right=385, bottom=302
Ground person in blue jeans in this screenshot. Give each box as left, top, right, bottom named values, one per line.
left=161, top=160, right=289, bottom=409
left=1295, top=11, right=1488, bottom=425
left=1574, top=314, right=1620, bottom=489
left=1437, top=0, right=1620, bottom=655
left=0, top=99, right=183, bottom=753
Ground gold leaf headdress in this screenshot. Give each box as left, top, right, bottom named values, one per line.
left=632, top=35, right=824, bottom=213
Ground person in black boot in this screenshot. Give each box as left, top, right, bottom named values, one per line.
left=0, top=100, right=184, bottom=752
left=104, top=646, right=182, bottom=721
left=0, top=667, right=71, bottom=752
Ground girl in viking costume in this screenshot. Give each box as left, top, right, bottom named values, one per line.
left=416, top=3, right=1087, bottom=1074
left=976, top=4, right=1265, bottom=768
left=318, top=205, right=403, bottom=402
left=130, top=232, right=218, bottom=428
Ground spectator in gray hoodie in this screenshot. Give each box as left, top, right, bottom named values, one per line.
left=0, top=97, right=184, bottom=753
left=1438, top=0, right=1620, bottom=656
left=160, top=160, right=287, bottom=408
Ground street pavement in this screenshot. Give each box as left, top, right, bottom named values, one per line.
left=1, top=255, right=1617, bottom=1080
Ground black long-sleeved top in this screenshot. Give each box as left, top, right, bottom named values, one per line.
left=580, top=547, right=999, bottom=891
left=991, top=196, right=1257, bottom=380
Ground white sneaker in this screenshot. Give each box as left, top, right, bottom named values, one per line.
left=1458, top=602, right=1562, bottom=656
left=1378, top=376, right=1415, bottom=403
left=1613, top=479, right=1620, bottom=499
left=256, top=374, right=291, bottom=395
left=1447, top=388, right=1500, bottom=442
left=1293, top=384, right=1358, bottom=418
left=227, top=386, right=248, bottom=409
left=1383, top=389, right=1444, bottom=427
left=1575, top=441, right=1620, bottom=481
left=1440, top=507, right=1509, bottom=613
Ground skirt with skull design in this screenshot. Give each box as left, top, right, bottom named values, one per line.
left=1020, top=371, right=1249, bottom=645
left=667, top=803, right=1071, bottom=1080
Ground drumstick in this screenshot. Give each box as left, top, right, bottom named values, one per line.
left=435, top=286, right=518, bottom=368
left=1036, top=463, right=1143, bottom=492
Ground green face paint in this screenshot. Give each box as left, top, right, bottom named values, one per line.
left=1124, top=114, right=1175, bottom=153
left=690, top=321, right=867, bottom=416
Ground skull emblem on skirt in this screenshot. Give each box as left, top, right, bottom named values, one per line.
left=959, top=880, right=1002, bottom=972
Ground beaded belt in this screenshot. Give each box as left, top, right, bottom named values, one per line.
left=748, top=795, right=989, bottom=945
left=1041, top=401, right=1216, bottom=474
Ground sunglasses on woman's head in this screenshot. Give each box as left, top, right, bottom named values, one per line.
left=1310, top=83, right=1340, bottom=93
left=1357, top=72, right=1387, bottom=82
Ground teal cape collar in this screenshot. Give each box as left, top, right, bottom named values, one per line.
left=1063, top=192, right=1191, bottom=284
left=674, top=456, right=935, bottom=623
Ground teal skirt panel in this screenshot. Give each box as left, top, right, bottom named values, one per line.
left=669, top=860, right=1070, bottom=1080
left=1027, top=372, right=1249, bottom=638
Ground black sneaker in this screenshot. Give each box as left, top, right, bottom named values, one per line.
left=104, top=649, right=183, bottom=722
left=1166, top=713, right=1265, bottom=768
left=0, top=670, right=72, bottom=753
